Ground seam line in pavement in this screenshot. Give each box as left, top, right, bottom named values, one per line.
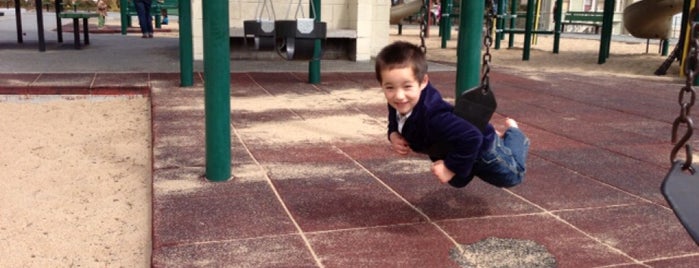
left=231, top=124, right=325, bottom=268
left=334, top=145, right=467, bottom=254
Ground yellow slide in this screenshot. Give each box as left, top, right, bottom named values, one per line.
left=390, top=0, right=424, bottom=25
left=623, top=0, right=683, bottom=39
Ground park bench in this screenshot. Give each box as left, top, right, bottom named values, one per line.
left=125, top=0, right=178, bottom=29
left=562, top=11, right=603, bottom=34
left=57, top=11, right=99, bottom=49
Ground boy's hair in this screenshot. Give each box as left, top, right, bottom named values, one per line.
left=375, top=41, right=428, bottom=83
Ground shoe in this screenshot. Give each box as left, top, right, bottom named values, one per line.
left=162, top=17, right=168, bottom=25
left=141, top=34, right=148, bottom=38
left=148, top=33, right=154, bottom=38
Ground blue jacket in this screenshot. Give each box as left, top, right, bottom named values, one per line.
left=388, top=83, right=495, bottom=187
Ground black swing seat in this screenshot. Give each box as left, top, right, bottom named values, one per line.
left=243, top=20, right=276, bottom=51
left=662, top=161, right=699, bottom=245
left=422, top=85, right=498, bottom=158
left=275, top=19, right=326, bottom=61
left=454, top=85, right=497, bottom=133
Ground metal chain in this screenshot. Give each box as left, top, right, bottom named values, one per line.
left=419, top=0, right=428, bottom=54
left=671, top=7, right=699, bottom=173
left=480, top=0, right=496, bottom=93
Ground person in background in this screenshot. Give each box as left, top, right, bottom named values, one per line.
left=134, top=0, right=154, bottom=38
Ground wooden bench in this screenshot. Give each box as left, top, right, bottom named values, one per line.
left=562, top=11, right=603, bottom=34
left=57, top=11, right=99, bottom=49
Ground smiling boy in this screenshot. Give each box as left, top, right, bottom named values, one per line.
left=375, top=41, right=529, bottom=188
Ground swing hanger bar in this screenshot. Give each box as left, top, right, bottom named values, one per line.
left=285, top=0, right=318, bottom=20
left=255, top=0, right=277, bottom=21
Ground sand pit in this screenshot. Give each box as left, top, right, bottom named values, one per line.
left=0, top=95, right=151, bottom=267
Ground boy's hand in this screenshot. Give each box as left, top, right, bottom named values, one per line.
left=389, top=132, right=411, bottom=155
left=431, top=160, right=455, bottom=184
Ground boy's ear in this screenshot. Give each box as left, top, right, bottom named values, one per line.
left=420, top=74, right=429, bottom=89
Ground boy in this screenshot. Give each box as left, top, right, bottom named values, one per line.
left=375, top=41, right=530, bottom=188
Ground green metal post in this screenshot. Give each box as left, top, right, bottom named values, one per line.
left=494, top=0, right=505, bottom=49
left=661, top=39, right=670, bottom=56
left=456, top=0, right=483, bottom=96
left=203, top=0, right=231, bottom=181
left=598, top=0, right=615, bottom=64
left=179, top=0, right=193, bottom=86
left=309, top=0, right=321, bottom=84
left=120, top=0, right=128, bottom=35
left=522, top=0, right=536, bottom=60
left=553, top=0, right=562, bottom=53
left=440, top=0, right=452, bottom=48
left=508, top=0, right=517, bottom=48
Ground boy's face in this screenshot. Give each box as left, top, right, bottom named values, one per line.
left=380, top=67, right=428, bottom=115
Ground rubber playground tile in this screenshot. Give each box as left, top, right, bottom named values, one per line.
left=151, top=87, right=204, bottom=108
left=438, top=214, right=636, bottom=267
left=607, top=143, right=669, bottom=168
left=523, top=126, right=591, bottom=154
left=153, top=145, right=205, bottom=169
left=152, top=180, right=297, bottom=246
left=540, top=146, right=668, bottom=204
left=511, top=156, right=645, bottom=211
left=334, top=141, right=399, bottom=162
left=643, top=254, right=699, bottom=267
left=554, top=203, right=699, bottom=261
left=0, top=73, right=39, bottom=87
left=231, top=109, right=303, bottom=128
left=149, top=73, right=202, bottom=88
left=92, top=73, right=149, bottom=88
left=153, top=234, right=317, bottom=267
left=230, top=73, right=273, bottom=97
left=341, top=72, right=381, bottom=89
left=242, top=143, right=349, bottom=164
left=264, top=163, right=424, bottom=232
left=306, top=223, right=460, bottom=268
left=355, top=158, right=542, bottom=221
left=30, top=73, right=94, bottom=88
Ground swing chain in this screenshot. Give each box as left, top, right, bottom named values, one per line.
left=671, top=20, right=699, bottom=173
left=419, top=0, right=429, bottom=54
left=479, top=0, right=497, bottom=93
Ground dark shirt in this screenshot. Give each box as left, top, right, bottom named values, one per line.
left=387, top=83, right=495, bottom=187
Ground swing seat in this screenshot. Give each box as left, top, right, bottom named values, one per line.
left=243, top=20, right=276, bottom=51
left=454, top=85, right=497, bottom=132
left=275, top=19, right=326, bottom=60
left=662, top=161, right=699, bottom=245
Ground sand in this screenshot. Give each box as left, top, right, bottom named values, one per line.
left=0, top=95, right=152, bottom=267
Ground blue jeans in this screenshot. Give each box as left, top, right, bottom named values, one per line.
left=473, top=127, right=530, bottom=188
left=135, top=0, right=153, bottom=34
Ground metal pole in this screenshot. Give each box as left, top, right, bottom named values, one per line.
left=309, top=0, right=321, bottom=84
left=120, top=0, right=128, bottom=35
left=522, top=0, right=536, bottom=60
left=508, top=0, right=517, bottom=48
left=597, top=0, right=615, bottom=64
left=494, top=0, right=504, bottom=49
left=553, top=0, right=562, bottom=54
left=456, top=0, right=483, bottom=96
left=203, top=0, right=231, bottom=181
left=440, top=0, right=452, bottom=48
left=179, top=0, right=193, bottom=86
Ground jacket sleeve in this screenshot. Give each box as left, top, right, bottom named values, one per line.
left=387, top=104, right=398, bottom=140
left=428, top=111, right=483, bottom=183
